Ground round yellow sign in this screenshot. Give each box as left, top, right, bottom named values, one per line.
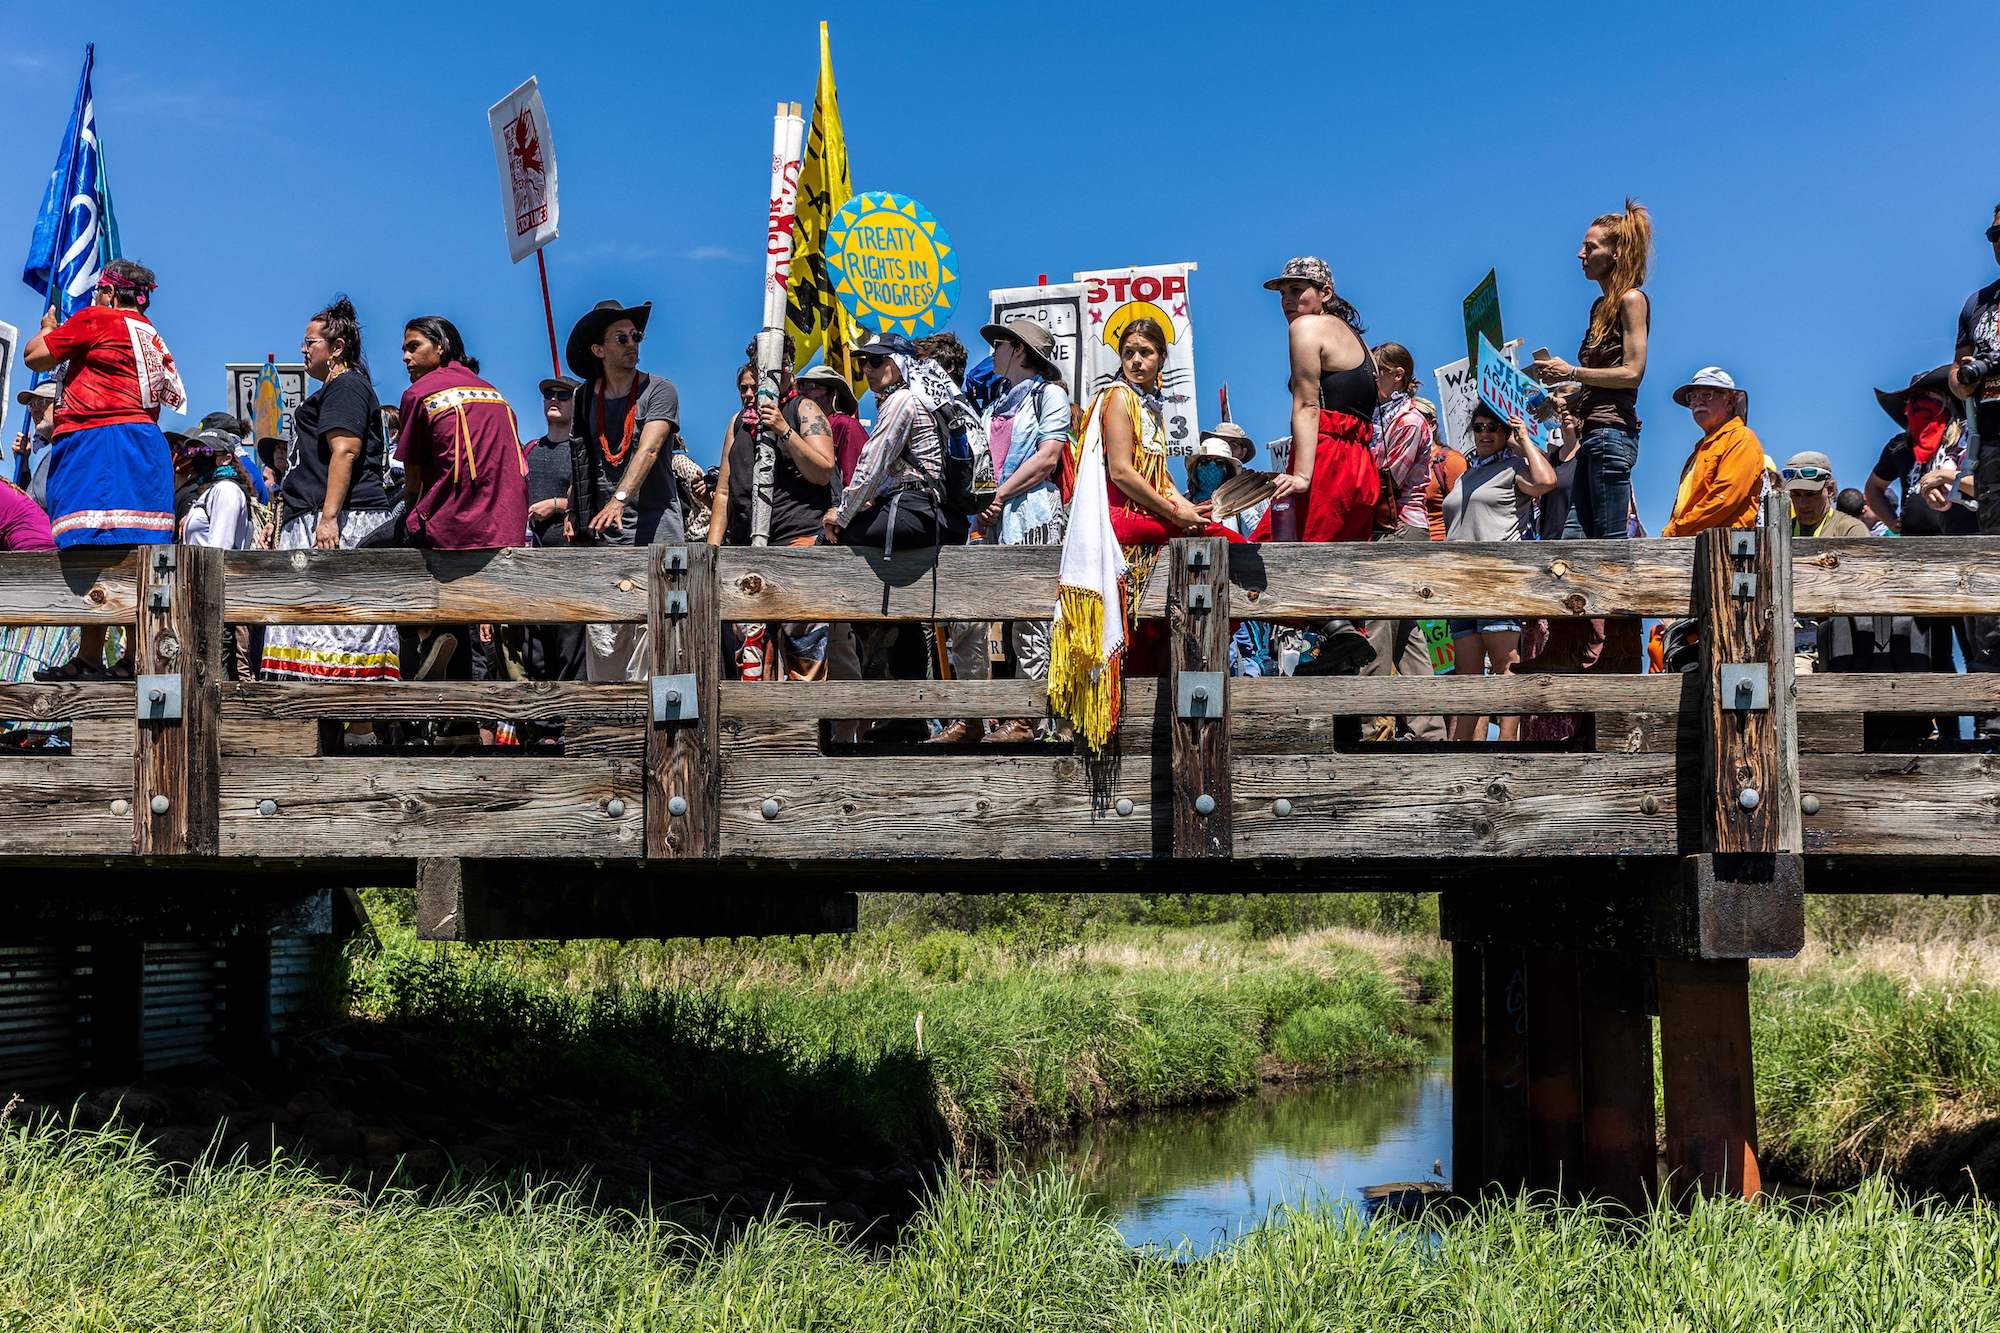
left=827, top=191, right=959, bottom=336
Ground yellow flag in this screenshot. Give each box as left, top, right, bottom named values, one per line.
left=785, top=22, right=862, bottom=396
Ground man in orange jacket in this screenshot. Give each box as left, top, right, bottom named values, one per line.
left=1661, top=366, right=1765, bottom=536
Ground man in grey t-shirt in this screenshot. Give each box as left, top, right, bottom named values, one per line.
left=562, top=298, right=686, bottom=681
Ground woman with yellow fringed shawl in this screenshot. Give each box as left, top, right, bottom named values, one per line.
left=1048, top=318, right=1248, bottom=750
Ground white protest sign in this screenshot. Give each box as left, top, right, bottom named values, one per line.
left=989, top=282, right=1084, bottom=402
left=488, top=76, right=559, bottom=263
left=0, top=319, right=17, bottom=427
left=1476, top=335, right=1558, bottom=450
left=1431, top=339, right=1522, bottom=452
left=227, top=361, right=309, bottom=446
left=1076, top=263, right=1199, bottom=455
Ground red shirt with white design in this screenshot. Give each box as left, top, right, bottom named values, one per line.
left=40, top=304, right=186, bottom=438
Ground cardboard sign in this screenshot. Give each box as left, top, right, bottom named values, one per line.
left=1075, top=263, right=1200, bottom=455
left=227, top=362, right=308, bottom=446
left=1476, top=335, right=1557, bottom=450
left=1463, top=269, right=1502, bottom=374
left=1431, top=340, right=1523, bottom=451
left=827, top=191, right=959, bottom=336
left=0, top=319, right=16, bottom=425
left=988, top=282, right=1084, bottom=402
left=488, top=77, right=559, bottom=263
left=1423, top=618, right=1456, bottom=675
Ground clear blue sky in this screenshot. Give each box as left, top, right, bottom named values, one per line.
left=4, top=0, right=1998, bottom=533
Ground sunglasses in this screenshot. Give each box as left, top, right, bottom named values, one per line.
left=606, top=331, right=643, bottom=347
left=1470, top=418, right=1506, bottom=431
left=1781, top=465, right=1831, bottom=482
left=1987, top=224, right=2000, bottom=243
left=543, top=388, right=574, bottom=402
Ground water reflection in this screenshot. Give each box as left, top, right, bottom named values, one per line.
left=1027, top=1057, right=1452, bottom=1257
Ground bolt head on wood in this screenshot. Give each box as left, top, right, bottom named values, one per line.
left=1641, top=796, right=1660, bottom=815
left=606, top=798, right=627, bottom=818
left=147, top=687, right=165, bottom=704
left=1800, top=794, right=1820, bottom=816
left=668, top=795, right=688, bottom=817
left=110, top=799, right=129, bottom=816
left=257, top=799, right=277, bottom=817
left=1272, top=798, right=1293, bottom=817
left=1738, top=788, right=1760, bottom=811
left=1115, top=798, right=1133, bottom=817
left=761, top=798, right=781, bottom=820
left=149, top=794, right=169, bottom=815
left=1194, top=794, right=1216, bottom=816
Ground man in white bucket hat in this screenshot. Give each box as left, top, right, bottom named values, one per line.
left=1662, top=366, right=1765, bottom=537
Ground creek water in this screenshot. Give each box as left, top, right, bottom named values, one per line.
left=1027, top=1056, right=1453, bottom=1257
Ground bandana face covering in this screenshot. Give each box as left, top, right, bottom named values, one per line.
left=1906, top=397, right=1948, bottom=464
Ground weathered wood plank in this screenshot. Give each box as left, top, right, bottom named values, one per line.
left=1796, top=673, right=2000, bottom=713
left=218, top=758, right=642, bottom=857
left=1768, top=503, right=1803, bottom=856
left=1232, top=673, right=1683, bottom=747
left=1799, top=753, right=2000, bottom=855
left=134, top=546, right=223, bottom=856
left=1230, top=752, right=1676, bottom=858
left=219, top=719, right=322, bottom=758
left=222, top=681, right=648, bottom=720
left=710, top=540, right=1700, bottom=623
left=1658, top=958, right=1762, bottom=1203
left=0, top=756, right=133, bottom=856
left=1695, top=525, right=1782, bottom=856
left=719, top=678, right=1051, bottom=721
left=649, top=542, right=719, bottom=859
left=1169, top=538, right=1231, bottom=857
left=0, top=550, right=139, bottom=626
left=0, top=682, right=133, bottom=721
left=1794, top=537, right=2000, bottom=616
left=222, top=547, right=649, bottom=625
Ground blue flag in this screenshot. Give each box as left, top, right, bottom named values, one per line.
left=23, top=43, right=120, bottom=321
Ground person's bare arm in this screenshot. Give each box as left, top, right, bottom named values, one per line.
left=590, top=419, right=674, bottom=534
left=707, top=441, right=733, bottom=545
left=1508, top=417, right=1560, bottom=498
left=1863, top=473, right=1900, bottom=535
left=1533, top=291, right=1649, bottom=388
left=316, top=430, right=362, bottom=549
left=1276, top=319, right=1323, bottom=501
left=1103, top=387, right=1198, bottom=527
left=765, top=397, right=834, bottom=484
left=22, top=309, right=59, bottom=372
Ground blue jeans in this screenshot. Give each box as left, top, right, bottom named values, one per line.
left=1560, top=425, right=1640, bottom=540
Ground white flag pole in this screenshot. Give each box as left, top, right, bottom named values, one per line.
left=752, top=100, right=806, bottom=547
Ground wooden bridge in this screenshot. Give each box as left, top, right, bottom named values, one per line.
left=4, top=495, right=1998, bottom=1206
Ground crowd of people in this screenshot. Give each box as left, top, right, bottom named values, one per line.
left=4, top=198, right=1999, bottom=751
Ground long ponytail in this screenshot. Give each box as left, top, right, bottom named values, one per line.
left=1586, top=198, right=1652, bottom=348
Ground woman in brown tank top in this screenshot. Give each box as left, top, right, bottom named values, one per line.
left=1529, top=199, right=1652, bottom=541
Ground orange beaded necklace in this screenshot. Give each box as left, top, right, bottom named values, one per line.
left=594, top=380, right=640, bottom=468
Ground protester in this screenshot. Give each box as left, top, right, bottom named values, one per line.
left=172, top=426, right=254, bottom=551
left=563, top=298, right=684, bottom=682
left=823, top=332, right=948, bottom=690
left=260, top=296, right=401, bottom=706
left=978, top=316, right=1072, bottom=742
left=508, top=375, right=586, bottom=696
left=1442, top=403, right=1557, bottom=741
left=707, top=347, right=837, bottom=681
left=11, top=382, right=57, bottom=509
left=1782, top=450, right=1869, bottom=680
left=23, top=257, right=185, bottom=680
left=1951, top=214, right=2000, bottom=726
left=671, top=451, right=711, bottom=537
left=1660, top=367, right=1764, bottom=537
left=1528, top=199, right=1653, bottom=539
left=1260, top=257, right=1379, bottom=543
left=1865, top=368, right=1974, bottom=538
left=913, top=330, right=993, bottom=730
left=1424, top=424, right=1468, bottom=542
left=796, top=365, right=868, bottom=487
left=1362, top=341, right=1443, bottom=741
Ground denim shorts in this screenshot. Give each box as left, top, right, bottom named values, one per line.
left=1450, top=617, right=1522, bottom=637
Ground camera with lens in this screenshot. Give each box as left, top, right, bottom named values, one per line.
left=1960, top=355, right=1999, bottom=387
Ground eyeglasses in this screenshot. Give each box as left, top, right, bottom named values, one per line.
left=608, top=332, right=643, bottom=347
left=1470, top=419, right=1505, bottom=432
left=1781, top=465, right=1832, bottom=482
left=1986, top=224, right=2000, bottom=243
left=543, top=388, right=574, bottom=402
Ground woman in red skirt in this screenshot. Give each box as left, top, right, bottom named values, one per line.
left=1256, top=256, right=1379, bottom=543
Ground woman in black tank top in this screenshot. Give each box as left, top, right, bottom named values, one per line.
left=1259, top=255, right=1380, bottom=544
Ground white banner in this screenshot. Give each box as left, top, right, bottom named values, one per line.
left=1075, top=263, right=1199, bottom=455
left=1430, top=339, right=1522, bottom=452
left=0, top=319, right=17, bottom=427
left=488, top=76, right=559, bottom=263
left=988, top=282, right=1084, bottom=402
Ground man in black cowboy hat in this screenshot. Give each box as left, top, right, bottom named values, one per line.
left=1951, top=206, right=2000, bottom=712
left=563, top=299, right=683, bottom=681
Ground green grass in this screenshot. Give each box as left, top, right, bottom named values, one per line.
left=342, top=921, right=1438, bottom=1159
left=4, top=1118, right=1997, bottom=1331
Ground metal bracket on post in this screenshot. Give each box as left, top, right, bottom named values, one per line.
left=1730, top=572, right=1758, bottom=600
left=662, top=590, right=688, bottom=618
left=1718, top=663, right=1768, bottom=712
left=1185, top=545, right=1212, bottom=571
left=661, top=545, right=689, bottom=574
left=1176, top=671, right=1225, bottom=719
left=1728, top=530, right=1757, bottom=560
left=1186, top=584, right=1212, bottom=613
left=136, top=674, right=183, bottom=722
left=150, top=549, right=176, bottom=575
left=651, top=673, right=700, bottom=723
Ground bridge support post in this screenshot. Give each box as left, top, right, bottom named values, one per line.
left=1576, top=953, right=1657, bottom=1210
left=1449, top=936, right=1484, bottom=1191
left=1525, top=949, right=1585, bottom=1197
left=1167, top=537, right=1231, bottom=857
left=133, top=544, right=223, bottom=856
left=648, top=542, right=719, bottom=859
left=1479, top=945, right=1530, bottom=1193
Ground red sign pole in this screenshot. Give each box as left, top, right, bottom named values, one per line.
left=535, top=248, right=561, bottom=379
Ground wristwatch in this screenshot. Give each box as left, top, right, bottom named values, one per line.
left=613, top=489, right=630, bottom=503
